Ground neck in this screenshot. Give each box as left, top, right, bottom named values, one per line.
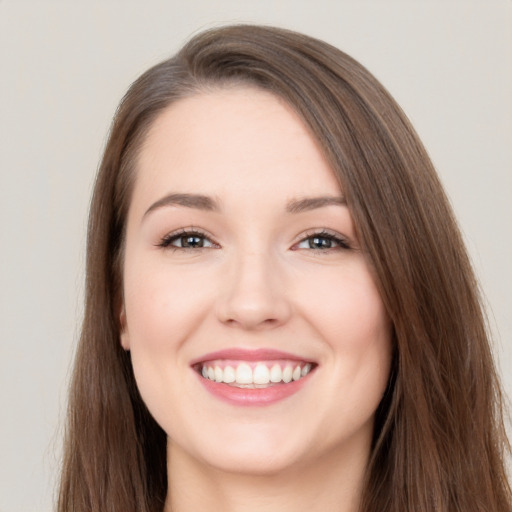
left=164, top=440, right=369, bottom=512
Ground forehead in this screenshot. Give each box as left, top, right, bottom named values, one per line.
left=133, top=87, right=341, bottom=210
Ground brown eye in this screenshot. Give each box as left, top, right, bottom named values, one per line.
left=296, top=231, right=350, bottom=251
left=159, top=230, right=215, bottom=249
left=179, top=235, right=206, bottom=248
left=308, top=236, right=334, bottom=249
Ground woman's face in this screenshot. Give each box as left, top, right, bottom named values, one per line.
left=120, top=87, right=392, bottom=475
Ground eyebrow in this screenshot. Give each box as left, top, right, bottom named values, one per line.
left=285, top=195, right=346, bottom=213
left=143, top=192, right=347, bottom=218
left=143, top=193, right=221, bottom=218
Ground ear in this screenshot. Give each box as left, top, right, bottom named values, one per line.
left=119, top=303, right=130, bottom=351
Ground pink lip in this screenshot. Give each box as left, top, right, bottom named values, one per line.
left=191, top=348, right=316, bottom=407
left=190, top=348, right=312, bottom=365
left=197, top=375, right=311, bottom=406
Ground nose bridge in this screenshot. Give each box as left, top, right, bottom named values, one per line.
left=217, top=245, right=290, bottom=329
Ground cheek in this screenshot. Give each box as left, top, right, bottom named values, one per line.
left=333, top=281, right=391, bottom=376
left=296, top=262, right=390, bottom=349
left=121, top=262, right=214, bottom=430
left=123, top=257, right=216, bottom=350
left=295, top=262, right=392, bottom=403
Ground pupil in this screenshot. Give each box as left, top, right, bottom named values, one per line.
left=183, top=236, right=203, bottom=248
left=311, top=237, right=331, bottom=249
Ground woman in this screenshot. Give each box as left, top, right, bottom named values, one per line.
left=58, top=25, right=511, bottom=512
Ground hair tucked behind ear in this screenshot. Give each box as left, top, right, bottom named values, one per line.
left=58, top=24, right=511, bottom=512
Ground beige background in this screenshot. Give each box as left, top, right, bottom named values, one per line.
left=0, top=1, right=510, bottom=510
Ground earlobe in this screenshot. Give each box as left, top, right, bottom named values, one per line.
left=119, top=305, right=130, bottom=351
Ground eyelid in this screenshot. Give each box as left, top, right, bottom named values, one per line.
left=292, top=229, right=352, bottom=251
left=156, top=227, right=351, bottom=251
left=157, top=227, right=219, bottom=250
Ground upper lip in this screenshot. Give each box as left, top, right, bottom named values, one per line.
left=190, top=348, right=316, bottom=366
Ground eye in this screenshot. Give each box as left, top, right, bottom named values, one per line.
left=158, top=229, right=216, bottom=250
left=295, top=231, right=350, bottom=251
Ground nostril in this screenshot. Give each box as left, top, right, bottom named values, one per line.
left=221, top=313, right=286, bottom=330
left=216, top=297, right=291, bottom=330
left=215, top=261, right=292, bottom=329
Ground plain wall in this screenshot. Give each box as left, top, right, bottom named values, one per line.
left=0, top=1, right=510, bottom=510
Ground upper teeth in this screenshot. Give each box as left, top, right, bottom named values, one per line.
left=200, top=361, right=312, bottom=387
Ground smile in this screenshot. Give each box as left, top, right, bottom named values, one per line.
left=199, top=360, right=313, bottom=387
left=192, top=349, right=317, bottom=405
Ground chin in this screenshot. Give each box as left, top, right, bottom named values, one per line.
left=170, top=422, right=312, bottom=477
left=200, top=446, right=304, bottom=477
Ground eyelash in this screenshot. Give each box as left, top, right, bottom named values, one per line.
left=157, top=228, right=216, bottom=250
left=157, top=229, right=351, bottom=251
left=294, top=230, right=351, bottom=251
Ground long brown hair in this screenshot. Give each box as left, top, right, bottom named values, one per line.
left=58, top=25, right=511, bottom=512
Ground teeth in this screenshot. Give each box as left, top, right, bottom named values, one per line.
left=214, top=366, right=223, bottom=383
left=253, top=364, right=270, bottom=384
left=282, top=366, right=293, bottom=383
left=200, top=360, right=313, bottom=387
left=235, top=363, right=253, bottom=384
left=270, top=364, right=282, bottom=383
left=301, top=363, right=311, bottom=377
left=223, top=365, right=235, bottom=383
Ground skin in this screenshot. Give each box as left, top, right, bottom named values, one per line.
left=120, top=87, right=392, bottom=512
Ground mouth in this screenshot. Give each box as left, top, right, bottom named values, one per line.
left=191, top=349, right=317, bottom=405
left=195, top=360, right=315, bottom=388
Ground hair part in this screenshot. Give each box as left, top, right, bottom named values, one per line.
left=58, top=24, right=511, bottom=512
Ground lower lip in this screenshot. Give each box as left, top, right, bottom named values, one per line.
left=197, top=373, right=310, bottom=406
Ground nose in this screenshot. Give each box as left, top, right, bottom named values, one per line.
left=216, top=250, right=292, bottom=330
